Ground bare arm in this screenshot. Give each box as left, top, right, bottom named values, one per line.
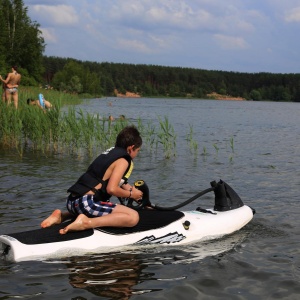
left=0, top=74, right=10, bottom=84
left=6, top=83, right=18, bottom=89
left=106, top=158, right=143, bottom=200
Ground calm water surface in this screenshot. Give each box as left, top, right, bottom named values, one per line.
left=0, top=98, right=300, bottom=299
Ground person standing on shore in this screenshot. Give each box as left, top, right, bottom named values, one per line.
left=0, top=66, right=21, bottom=108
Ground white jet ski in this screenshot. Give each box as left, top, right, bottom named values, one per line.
left=0, top=180, right=255, bottom=262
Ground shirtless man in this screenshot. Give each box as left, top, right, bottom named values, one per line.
left=0, top=66, right=21, bottom=108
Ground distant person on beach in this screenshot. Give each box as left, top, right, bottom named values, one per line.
left=0, top=66, right=21, bottom=108
left=41, top=125, right=143, bottom=235
left=27, top=98, right=53, bottom=111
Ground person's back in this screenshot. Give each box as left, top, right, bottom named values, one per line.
left=7, top=66, right=21, bottom=86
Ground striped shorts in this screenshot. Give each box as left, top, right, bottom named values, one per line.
left=66, top=194, right=116, bottom=217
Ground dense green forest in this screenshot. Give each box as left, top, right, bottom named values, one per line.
left=1, top=0, right=300, bottom=102
left=43, top=56, right=300, bottom=102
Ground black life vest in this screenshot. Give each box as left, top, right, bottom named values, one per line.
left=67, top=147, right=132, bottom=201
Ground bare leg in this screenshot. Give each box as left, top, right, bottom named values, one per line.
left=59, top=205, right=139, bottom=234
left=12, top=92, right=18, bottom=109
left=5, top=90, right=11, bottom=106
left=41, top=209, right=72, bottom=228
left=59, top=214, right=90, bottom=234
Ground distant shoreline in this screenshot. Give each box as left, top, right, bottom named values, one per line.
left=207, top=92, right=245, bottom=101
left=114, top=90, right=141, bottom=98
left=114, top=90, right=245, bottom=100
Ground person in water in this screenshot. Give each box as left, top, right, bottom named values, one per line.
left=27, top=98, right=52, bottom=110
left=0, top=66, right=21, bottom=108
left=41, top=125, right=143, bottom=234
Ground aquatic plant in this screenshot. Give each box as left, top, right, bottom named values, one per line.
left=202, top=146, right=207, bottom=157
left=186, top=124, right=198, bottom=154
left=229, top=136, right=235, bottom=162
left=157, top=116, right=177, bottom=158
left=213, top=143, right=219, bottom=156
left=138, top=119, right=156, bottom=151
left=230, top=136, right=234, bottom=153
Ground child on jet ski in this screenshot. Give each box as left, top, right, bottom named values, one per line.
left=41, top=125, right=143, bottom=234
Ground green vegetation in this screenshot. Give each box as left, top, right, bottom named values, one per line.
left=0, top=87, right=80, bottom=154
left=0, top=97, right=179, bottom=159
left=157, top=116, right=177, bottom=158
left=186, top=124, right=198, bottom=155
left=20, top=86, right=82, bottom=105
left=228, top=136, right=235, bottom=162
left=213, top=143, right=219, bottom=156
left=42, top=58, right=300, bottom=102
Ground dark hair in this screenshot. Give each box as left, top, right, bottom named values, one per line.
left=12, top=66, right=18, bottom=71
left=27, top=98, right=34, bottom=104
left=115, top=125, right=142, bottom=150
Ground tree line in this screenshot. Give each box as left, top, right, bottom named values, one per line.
left=1, top=0, right=300, bottom=102
left=43, top=57, right=300, bottom=102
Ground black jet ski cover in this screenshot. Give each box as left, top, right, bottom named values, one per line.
left=211, top=180, right=244, bottom=211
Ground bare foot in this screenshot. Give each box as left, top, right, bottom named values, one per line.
left=41, top=209, right=62, bottom=228
left=59, top=214, right=90, bottom=235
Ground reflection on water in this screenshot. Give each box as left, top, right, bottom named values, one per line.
left=39, top=230, right=251, bottom=299
left=64, top=253, right=157, bottom=299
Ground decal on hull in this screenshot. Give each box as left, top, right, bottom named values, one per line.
left=135, top=232, right=186, bottom=245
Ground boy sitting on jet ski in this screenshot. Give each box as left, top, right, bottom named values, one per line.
left=41, top=125, right=143, bottom=234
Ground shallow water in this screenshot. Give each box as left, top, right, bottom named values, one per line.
left=0, top=98, right=300, bottom=299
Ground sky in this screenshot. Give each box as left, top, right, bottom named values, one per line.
left=23, top=0, right=300, bottom=74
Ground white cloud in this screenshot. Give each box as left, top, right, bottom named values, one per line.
left=107, top=0, right=215, bottom=32
left=40, top=28, right=57, bottom=43
left=148, top=34, right=173, bottom=50
left=116, top=39, right=155, bottom=54
left=213, top=34, right=248, bottom=50
left=284, top=7, right=300, bottom=22
left=32, top=5, right=79, bottom=25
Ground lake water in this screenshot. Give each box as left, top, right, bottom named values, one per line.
left=0, top=98, right=300, bottom=299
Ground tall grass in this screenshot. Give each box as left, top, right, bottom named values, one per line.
left=0, top=100, right=178, bottom=159
left=20, top=86, right=82, bottom=106
left=157, top=116, right=177, bottom=158
left=186, top=124, right=198, bottom=154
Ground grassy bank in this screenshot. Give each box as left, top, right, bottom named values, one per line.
left=19, top=86, right=83, bottom=106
